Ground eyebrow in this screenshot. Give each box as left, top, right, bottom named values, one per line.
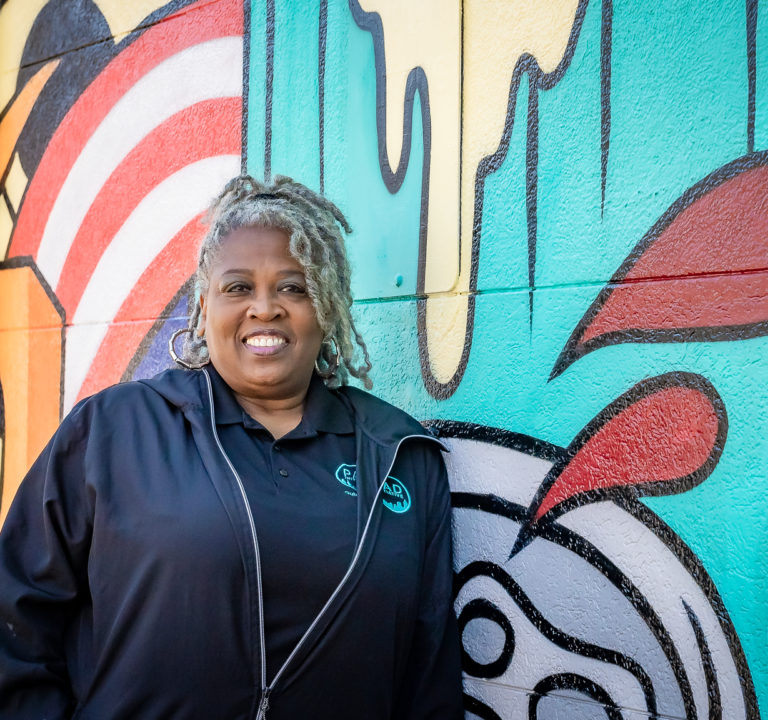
left=219, top=268, right=305, bottom=277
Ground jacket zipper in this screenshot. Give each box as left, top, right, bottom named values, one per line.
left=203, top=368, right=443, bottom=718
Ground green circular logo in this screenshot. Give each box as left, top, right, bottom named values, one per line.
left=382, top=477, right=411, bottom=513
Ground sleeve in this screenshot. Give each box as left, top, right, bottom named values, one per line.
left=0, top=403, right=93, bottom=719
left=394, top=445, right=465, bottom=720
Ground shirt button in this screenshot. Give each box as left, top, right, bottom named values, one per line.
left=278, top=468, right=289, bottom=477
left=273, top=444, right=282, bottom=452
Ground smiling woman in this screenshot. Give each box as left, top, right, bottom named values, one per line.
left=199, top=226, right=326, bottom=436
left=0, top=175, right=464, bottom=720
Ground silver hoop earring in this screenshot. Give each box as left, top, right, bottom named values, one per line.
left=315, top=336, right=340, bottom=379
left=168, top=327, right=209, bottom=370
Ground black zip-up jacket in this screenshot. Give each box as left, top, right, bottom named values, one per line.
left=0, top=368, right=463, bottom=719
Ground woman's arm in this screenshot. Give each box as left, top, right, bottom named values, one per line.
left=0, top=405, right=92, bottom=718
left=394, top=446, right=464, bottom=720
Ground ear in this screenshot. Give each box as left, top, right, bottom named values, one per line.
left=197, top=293, right=207, bottom=337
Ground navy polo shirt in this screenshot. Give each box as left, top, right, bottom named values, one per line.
left=207, top=366, right=358, bottom=682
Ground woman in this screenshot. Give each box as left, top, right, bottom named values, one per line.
left=0, top=176, right=464, bottom=719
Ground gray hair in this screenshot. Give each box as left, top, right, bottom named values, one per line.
left=183, top=174, right=373, bottom=389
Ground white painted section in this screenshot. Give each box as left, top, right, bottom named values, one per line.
left=36, top=36, right=242, bottom=289
left=561, top=503, right=747, bottom=720
left=447, top=436, right=749, bottom=719
left=63, top=155, right=240, bottom=412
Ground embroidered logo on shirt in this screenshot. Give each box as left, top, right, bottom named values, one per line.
left=382, top=477, right=411, bottom=514
left=334, top=464, right=411, bottom=513
left=335, top=463, right=358, bottom=496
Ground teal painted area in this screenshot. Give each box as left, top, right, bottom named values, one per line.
left=246, top=0, right=423, bottom=299
left=251, top=0, right=767, bottom=711
left=756, top=0, right=768, bottom=151
left=246, top=0, right=267, bottom=179
left=606, top=0, right=749, bottom=281
left=536, top=0, right=604, bottom=290
left=270, top=0, right=321, bottom=189
left=476, top=76, right=530, bottom=293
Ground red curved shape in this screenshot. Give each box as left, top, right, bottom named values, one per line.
left=55, top=97, right=240, bottom=316
left=76, top=215, right=203, bottom=401
left=534, top=386, right=719, bottom=520
left=581, top=164, right=768, bottom=344
left=9, top=0, right=242, bottom=260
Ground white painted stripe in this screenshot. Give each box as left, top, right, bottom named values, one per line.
left=63, top=154, right=240, bottom=412
left=37, top=36, right=242, bottom=289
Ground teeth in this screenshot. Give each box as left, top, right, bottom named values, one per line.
left=245, top=335, right=286, bottom=348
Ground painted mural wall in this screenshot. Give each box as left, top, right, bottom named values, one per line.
left=0, top=0, right=765, bottom=718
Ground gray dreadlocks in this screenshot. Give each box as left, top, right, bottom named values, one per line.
left=182, top=174, right=373, bottom=389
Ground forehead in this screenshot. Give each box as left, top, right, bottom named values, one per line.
left=212, top=225, right=302, bottom=272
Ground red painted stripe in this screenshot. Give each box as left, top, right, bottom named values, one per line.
left=55, top=97, right=240, bottom=317
left=10, top=0, right=242, bottom=260
left=76, top=216, right=203, bottom=400
left=581, top=165, right=768, bottom=344
left=627, top=165, right=768, bottom=279
left=583, top=272, right=768, bottom=341
left=535, top=387, right=718, bottom=520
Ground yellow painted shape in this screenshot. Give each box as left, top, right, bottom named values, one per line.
left=0, top=60, right=59, bottom=181
left=0, top=0, right=49, bottom=109
left=365, top=0, right=579, bottom=385
left=358, top=0, right=462, bottom=297
left=438, top=0, right=579, bottom=383
left=5, top=152, right=27, bottom=212
left=0, top=198, right=12, bottom=259
left=93, top=0, right=174, bottom=41
left=0, top=266, right=62, bottom=526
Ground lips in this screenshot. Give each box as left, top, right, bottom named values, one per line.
left=242, top=330, right=288, bottom=355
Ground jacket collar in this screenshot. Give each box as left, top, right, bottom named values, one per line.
left=139, top=367, right=443, bottom=449
left=205, top=364, right=353, bottom=435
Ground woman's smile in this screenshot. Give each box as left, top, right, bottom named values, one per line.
left=243, top=330, right=289, bottom=354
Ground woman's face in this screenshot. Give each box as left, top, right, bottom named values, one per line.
left=199, top=225, right=324, bottom=403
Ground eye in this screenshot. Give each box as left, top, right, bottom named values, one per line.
left=223, top=281, right=250, bottom=293
left=279, top=282, right=307, bottom=294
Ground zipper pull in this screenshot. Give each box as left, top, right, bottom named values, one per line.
left=256, top=689, right=271, bottom=719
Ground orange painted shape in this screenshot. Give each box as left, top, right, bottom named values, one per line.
left=0, top=265, right=62, bottom=526
left=0, top=60, right=60, bottom=178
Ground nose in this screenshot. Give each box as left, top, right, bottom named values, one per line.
left=247, top=289, right=284, bottom=320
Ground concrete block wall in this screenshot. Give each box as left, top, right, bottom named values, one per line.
left=0, top=1, right=765, bottom=717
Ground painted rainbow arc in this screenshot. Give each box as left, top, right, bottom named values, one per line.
left=8, top=0, right=244, bottom=412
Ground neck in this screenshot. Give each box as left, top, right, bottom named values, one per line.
left=234, top=391, right=306, bottom=439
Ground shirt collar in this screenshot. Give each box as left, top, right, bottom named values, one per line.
left=206, top=364, right=354, bottom=436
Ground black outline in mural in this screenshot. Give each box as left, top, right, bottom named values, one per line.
left=684, top=599, right=722, bottom=720
left=264, top=0, right=275, bottom=179
left=511, top=372, right=727, bottom=556
left=454, top=491, right=695, bottom=719
left=455, top=560, right=658, bottom=716
left=120, top=278, right=194, bottom=382
left=626, top=499, right=760, bottom=720
left=550, top=150, right=768, bottom=380
left=318, top=0, right=328, bottom=193
left=241, top=0, right=251, bottom=174
left=747, top=0, right=757, bottom=154
left=463, top=692, right=503, bottom=720
left=349, top=0, right=589, bottom=399
left=428, top=419, right=565, bottom=465
left=446, top=421, right=761, bottom=719
left=529, top=674, right=622, bottom=720
left=0, top=255, right=66, bottom=422
left=600, top=0, right=613, bottom=215
left=525, top=76, right=539, bottom=325
left=457, top=598, right=515, bottom=679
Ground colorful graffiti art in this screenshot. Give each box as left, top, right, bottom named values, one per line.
left=1, top=0, right=766, bottom=718
left=0, top=0, right=244, bottom=519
